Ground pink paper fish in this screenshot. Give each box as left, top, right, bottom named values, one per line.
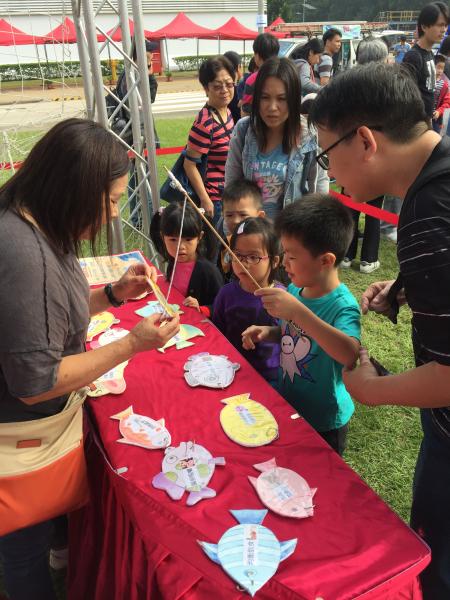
left=111, top=406, right=171, bottom=450
left=249, top=458, right=317, bottom=519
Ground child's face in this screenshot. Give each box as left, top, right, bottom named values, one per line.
left=281, top=235, right=333, bottom=288
left=231, top=233, right=277, bottom=291
left=163, top=234, right=201, bottom=263
left=436, top=61, right=445, bottom=79
left=223, top=196, right=264, bottom=234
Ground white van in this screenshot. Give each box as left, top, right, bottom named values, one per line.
left=278, top=31, right=405, bottom=71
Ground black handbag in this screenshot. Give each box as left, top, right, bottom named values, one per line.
left=160, top=106, right=231, bottom=204
left=159, top=149, right=207, bottom=204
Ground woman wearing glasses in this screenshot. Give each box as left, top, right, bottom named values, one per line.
left=184, top=55, right=235, bottom=225
left=225, top=56, right=317, bottom=222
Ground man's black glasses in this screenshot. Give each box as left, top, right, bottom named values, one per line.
left=316, top=126, right=383, bottom=170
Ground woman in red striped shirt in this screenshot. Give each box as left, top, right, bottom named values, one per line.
left=184, top=56, right=235, bottom=225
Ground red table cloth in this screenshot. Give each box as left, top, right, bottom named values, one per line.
left=68, top=277, right=430, bottom=600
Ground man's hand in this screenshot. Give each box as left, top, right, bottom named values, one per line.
left=114, top=263, right=158, bottom=302
left=342, top=347, right=380, bottom=405
left=129, top=313, right=180, bottom=352
left=433, top=110, right=440, bottom=120
left=360, top=280, right=396, bottom=316
left=183, top=296, right=200, bottom=311
left=254, top=287, right=302, bottom=321
left=242, top=325, right=271, bottom=350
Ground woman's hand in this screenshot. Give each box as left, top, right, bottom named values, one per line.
left=200, top=197, right=214, bottom=218
left=433, top=110, right=440, bottom=120
left=113, top=263, right=158, bottom=302
left=183, top=296, right=200, bottom=311
left=129, top=313, right=180, bottom=352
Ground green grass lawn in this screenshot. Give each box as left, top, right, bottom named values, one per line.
left=0, top=117, right=421, bottom=524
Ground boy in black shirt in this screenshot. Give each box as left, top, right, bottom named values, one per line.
left=403, top=2, right=449, bottom=118
left=310, top=62, right=450, bottom=599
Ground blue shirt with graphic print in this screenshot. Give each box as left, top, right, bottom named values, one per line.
left=250, top=144, right=289, bottom=221
left=278, top=282, right=361, bottom=432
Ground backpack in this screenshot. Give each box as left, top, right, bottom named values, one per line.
left=105, top=72, right=133, bottom=145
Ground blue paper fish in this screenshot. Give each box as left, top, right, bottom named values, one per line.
left=198, top=509, right=297, bottom=596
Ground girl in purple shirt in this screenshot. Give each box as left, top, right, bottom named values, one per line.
left=212, top=217, right=283, bottom=384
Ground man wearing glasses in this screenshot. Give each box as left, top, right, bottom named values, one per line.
left=310, top=62, right=450, bottom=599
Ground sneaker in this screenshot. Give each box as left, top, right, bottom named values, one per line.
left=360, top=260, right=380, bottom=274
left=49, top=547, right=68, bottom=570
left=382, top=230, right=397, bottom=243
left=340, top=257, right=352, bottom=269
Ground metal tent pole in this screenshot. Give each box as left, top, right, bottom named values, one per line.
left=71, top=0, right=94, bottom=119
left=131, top=0, right=160, bottom=216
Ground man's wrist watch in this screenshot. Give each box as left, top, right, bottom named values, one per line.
left=104, top=283, right=125, bottom=307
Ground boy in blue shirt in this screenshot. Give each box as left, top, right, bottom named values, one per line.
left=242, top=194, right=360, bottom=455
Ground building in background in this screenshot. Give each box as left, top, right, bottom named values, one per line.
left=0, top=0, right=265, bottom=67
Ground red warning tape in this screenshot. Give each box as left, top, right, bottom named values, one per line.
left=330, top=190, right=399, bottom=226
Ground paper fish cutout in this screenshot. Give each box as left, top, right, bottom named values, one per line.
left=87, top=361, right=129, bottom=397
left=130, top=290, right=151, bottom=301
left=249, top=458, right=317, bottom=519
left=87, top=311, right=115, bottom=342
left=147, top=278, right=177, bottom=318
left=198, top=509, right=297, bottom=596
left=97, top=327, right=129, bottom=346
left=184, top=353, right=240, bottom=389
left=135, top=301, right=182, bottom=319
left=152, top=441, right=225, bottom=505
left=157, top=324, right=205, bottom=353
left=111, top=406, right=171, bottom=449
left=220, top=394, right=279, bottom=447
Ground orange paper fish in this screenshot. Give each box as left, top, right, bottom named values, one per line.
left=111, top=406, right=171, bottom=449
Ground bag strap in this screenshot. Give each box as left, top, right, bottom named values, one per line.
left=208, top=105, right=232, bottom=140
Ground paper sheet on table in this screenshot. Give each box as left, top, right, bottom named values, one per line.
left=79, top=251, right=146, bottom=286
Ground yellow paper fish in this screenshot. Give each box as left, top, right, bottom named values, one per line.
left=87, top=311, right=115, bottom=342
left=220, top=394, right=279, bottom=447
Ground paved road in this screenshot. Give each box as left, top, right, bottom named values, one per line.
left=0, top=90, right=205, bottom=129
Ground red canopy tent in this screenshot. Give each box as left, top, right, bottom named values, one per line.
left=265, top=16, right=285, bottom=32
left=0, top=18, right=45, bottom=45
left=211, top=17, right=258, bottom=40
left=101, top=19, right=155, bottom=42
left=150, top=12, right=214, bottom=40
left=44, top=17, right=78, bottom=44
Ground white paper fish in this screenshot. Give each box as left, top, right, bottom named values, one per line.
left=198, top=509, right=297, bottom=596
left=152, top=441, right=225, bottom=506
left=87, top=360, right=129, bottom=397
left=184, top=353, right=240, bottom=389
left=110, top=406, right=171, bottom=449
left=249, top=458, right=317, bottom=519
left=97, top=327, right=129, bottom=346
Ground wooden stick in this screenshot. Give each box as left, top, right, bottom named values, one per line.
left=163, top=166, right=262, bottom=290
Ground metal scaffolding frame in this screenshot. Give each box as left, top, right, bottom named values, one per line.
left=71, top=0, right=160, bottom=258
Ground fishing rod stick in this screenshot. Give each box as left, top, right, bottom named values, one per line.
left=163, top=166, right=262, bottom=290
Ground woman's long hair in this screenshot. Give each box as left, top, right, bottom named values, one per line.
left=251, top=57, right=302, bottom=155
left=292, top=37, right=323, bottom=62
left=0, top=118, right=129, bottom=255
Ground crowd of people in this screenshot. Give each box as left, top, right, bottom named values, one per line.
left=1, top=2, right=450, bottom=599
